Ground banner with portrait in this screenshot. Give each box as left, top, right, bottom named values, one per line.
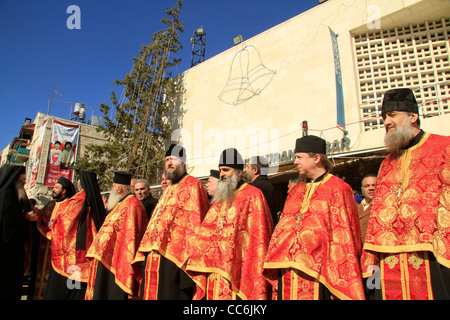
left=44, top=119, right=80, bottom=187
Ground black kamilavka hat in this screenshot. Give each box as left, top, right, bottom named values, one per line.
left=381, top=88, right=419, bottom=117
left=113, top=171, right=132, bottom=185
left=209, top=169, right=220, bottom=179
left=295, top=135, right=326, bottom=154
left=165, top=144, right=186, bottom=163
left=219, top=148, right=244, bottom=170
left=56, top=176, right=76, bottom=198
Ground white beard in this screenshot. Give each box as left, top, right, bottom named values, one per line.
left=384, top=116, right=416, bottom=151
left=106, top=188, right=124, bottom=211
left=15, top=182, right=27, bottom=202
left=213, top=170, right=239, bottom=204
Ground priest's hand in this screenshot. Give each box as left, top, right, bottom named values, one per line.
left=25, top=211, right=39, bottom=222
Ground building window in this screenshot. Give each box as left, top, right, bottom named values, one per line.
left=353, top=17, right=450, bottom=131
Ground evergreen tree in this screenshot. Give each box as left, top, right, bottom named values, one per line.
left=76, top=0, right=184, bottom=190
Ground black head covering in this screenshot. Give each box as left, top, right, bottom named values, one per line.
left=209, top=169, right=220, bottom=180
left=113, top=171, right=132, bottom=185
left=78, top=170, right=106, bottom=231
left=219, top=148, right=244, bottom=170
left=381, top=88, right=419, bottom=117
left=0, top=165, right=29, bottom=212
left=56, top=176, right=76, bottom=198
left=165, top=144, right=186, bottom=163
left=0, top=165, right=25, bottom=194
left=295, top=135, right=327, bottom=154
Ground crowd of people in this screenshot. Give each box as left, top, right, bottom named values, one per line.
left=0, top=88, right=448, bottom=300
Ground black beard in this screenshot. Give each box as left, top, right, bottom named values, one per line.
left=52, top=191, right=64, bottom=201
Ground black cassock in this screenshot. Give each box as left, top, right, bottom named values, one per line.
left=0, top=165, right=28, bottom=300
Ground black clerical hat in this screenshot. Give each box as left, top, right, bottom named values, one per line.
left=381, top=88, right=418, bottom=117
left=56, top=176, right=76, bottom=198
left=219, top=148, right=244, bottom=170
left=209, top=169, right=220, bottom=179
left=113, top=171, right=132, bottom=185
left=56, top=176, right=72, bottom=189
left=295, top=135, right=326, bottom=154
left=165, top=144, right=186, bottom=163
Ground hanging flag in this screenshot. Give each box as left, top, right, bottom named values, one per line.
left=44, top=119, right=80, bottom=186
left=329, top=27, right=345, bottom=128
left=29, top=119, right=48, bottom=187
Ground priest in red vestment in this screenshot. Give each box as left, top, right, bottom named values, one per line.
left=133, top=144, right=210, bottom=300
left=35, top=176, right=76, bottom=299
left=186, top=148, right=274, bottom=300
left=85, top=171, right=148, bottom=299
left=264, top=136, right=365, bottom=300
left=42, top=172, right=105, bottom=299
left=361, top=88, right=450, bottom=300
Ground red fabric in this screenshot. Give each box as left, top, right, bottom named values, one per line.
left=264, top=174, right=365, bottom=300
left=379, top=252, right=433, bottom=300
left=140, top=251, right=161, bottom=300
left=49, top=191, right=94, bottom=281
left=186, top=183, right=274, bottom=300
left=85, top=194, right=148, bottom=298
left=34, top=199, right=63, bottom=299
left=133, top=175, right=209, bottom=299
left=361, top=133, right=450, bottom=299
left=279, top=269, right=318, bottom=300
left=362, top=134, right=450, bottom=271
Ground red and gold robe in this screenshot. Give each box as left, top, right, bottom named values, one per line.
left=34, top=198, right=70, bottom=299
left=48, top=191, right=97, bottom=283
left=186, top=183, right=274, bottom=300
left=361, top=133, right=450, bottom=300
left=85, top=194, right=148, bottom=299
left=264, top=173, right=365, bottom=300
left=133, top=175, right=209, bottom=300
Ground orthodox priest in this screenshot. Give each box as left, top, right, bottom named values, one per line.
left=43, top=171, right=105, bottom=299
left=35, top=176, right=76, bottom=299
left=186, top=148, right=274, bottom=300
left=0, top=165, right=28, bottom=299
left=263, top=136, right=365, bottom=300
left=133, top=144, right=210, bottom=300
left=361, top=88, right=450, bottom=300
left=85, top=171, right=148, bottom=299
